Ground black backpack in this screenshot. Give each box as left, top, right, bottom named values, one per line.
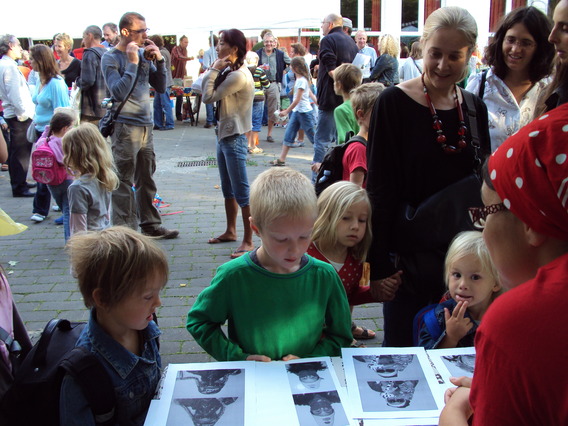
left=0, top=319, right=115, bottom=426
left=314, top=135, right=367, bottom=196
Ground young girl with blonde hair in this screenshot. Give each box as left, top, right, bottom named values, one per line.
left=63, top=123, right=118, bottom=236
left=308, top=181, right=401, bottom=342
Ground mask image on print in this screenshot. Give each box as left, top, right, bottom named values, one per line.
left=354, top=355, right=414, bottom=378
left=442, top=354, right=476, bottom=374
left=367, top=380, right=418, bottom=408
left=286, top=361, right=328, bottom=390
left=174, top=397, right=237, bottom=426
left=293, top=391, right=341, bottom=425
left=176, top=369, right=242, bottom=394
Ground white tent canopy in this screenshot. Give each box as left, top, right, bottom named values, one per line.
left=1, top=1, right=337, bottom=40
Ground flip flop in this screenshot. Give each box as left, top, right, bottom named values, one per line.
left=351, top=322, right=376, bottom=340
left=230, top=249, right=249, bottom=259
left=208, top=236, right=237, bottom=244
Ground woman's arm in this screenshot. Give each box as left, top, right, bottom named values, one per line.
left=201, top=66, right=247, bottom=105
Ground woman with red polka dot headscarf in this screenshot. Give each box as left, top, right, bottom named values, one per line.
left=440, top=103, right=568, bottom=425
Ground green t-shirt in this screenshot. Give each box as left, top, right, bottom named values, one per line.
left=334, top=99, right=360, bottom=144
left=186, top=253, right=353, bottom=361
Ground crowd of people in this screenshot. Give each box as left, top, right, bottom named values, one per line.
left=0, top=3, right=567, bottom=424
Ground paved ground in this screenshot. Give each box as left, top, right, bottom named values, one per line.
left=0, top=107, right=384, bottom=366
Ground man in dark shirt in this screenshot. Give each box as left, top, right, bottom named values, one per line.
left=313, top=14, right=358, bottom=179
left=79, top=25, right=107, bottom=123
left=101, top=12, right=178, bottom=239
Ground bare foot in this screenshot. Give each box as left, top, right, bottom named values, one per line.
left=208, top=233, right=237, bottom=244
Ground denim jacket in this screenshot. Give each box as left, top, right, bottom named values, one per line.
left=59, top=309, right=161, bottom=426
left=417, top=299, right=478, bottom=349
left=370, top=54, right=400, bottom=86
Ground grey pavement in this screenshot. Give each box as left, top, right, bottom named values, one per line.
left=0, top=105, right=384, bottom=367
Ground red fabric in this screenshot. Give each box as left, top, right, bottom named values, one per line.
left=490, top=0, right=506, bottom=32
left=73, top=48, right=84, bottom=60
left=342, top=140, right=367, bottom=186
left=488, top=103, right=568, bottom=240
left=470, top=253, right=568, bottom=425
left=307, top=243, right=373, bottom=305
left=171, top=46, right=189, bottom=79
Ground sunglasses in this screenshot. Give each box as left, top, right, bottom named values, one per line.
left=128, top=28, right=150, bottom=35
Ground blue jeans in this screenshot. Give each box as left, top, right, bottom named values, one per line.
left=216, top=134, right=250, bottom=207
left=205, top=103, right=217, bottom=125
left=313, top=109, right=337, bottom=181
left=252, top=101, right=264, bottom=132
left=153, top=88, right=174, bottom=129
left=283, top=111, right=315, bottom=146
left=48, top=179, right=72, bottom=241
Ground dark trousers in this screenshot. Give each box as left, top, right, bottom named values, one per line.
left=6, top=117, right=32, bottom=195
left=32, top=183, right=51, bottom=217
left=175, top=95, right=183, bottom=120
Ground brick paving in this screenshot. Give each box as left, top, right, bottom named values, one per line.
left=0, top=109, right=384, bottom=366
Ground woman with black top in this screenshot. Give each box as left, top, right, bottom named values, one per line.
left=54, top=33, right=81, bottom=88
left=366, top=6, right=491, bottom=347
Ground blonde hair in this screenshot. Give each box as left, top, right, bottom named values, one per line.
left=333, top=63, right=362, bottom=93
left=55, top=33, right=73, bottom=51
left=379, top=34, right=400, bottom=57
left=250, top=167, right=317, bottom=231
left=421, top=6, right=478, bottom=56
left=312, top=181, right=372, bottom=261
left=66, top=226, right=169, bottom=309
left=350, top=83, right=385, bottom=120
left=445, top=231, right=502, bottom=297
left=62, top=123, right=119, bottom=192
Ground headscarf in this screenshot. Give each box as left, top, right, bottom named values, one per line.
left=488, top=103, right=568, bottom=240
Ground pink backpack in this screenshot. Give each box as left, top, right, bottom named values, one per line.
left=31, top=139, right=67, bottom=185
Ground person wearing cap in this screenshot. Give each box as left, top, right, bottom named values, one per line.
left=342, top=17, right=353, bottom=35
left=439, top=103, right=568, bottom=425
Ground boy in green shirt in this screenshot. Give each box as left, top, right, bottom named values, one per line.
left=187, top=167, right=353, bottom=361
left=333, top=63, right=362, bottom=144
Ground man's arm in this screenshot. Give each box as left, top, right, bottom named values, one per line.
left=78, top=50, right=97, bottom=91
left=4, top=65, right=31, bottom=117
left=101, top=49, right=137, bottom=102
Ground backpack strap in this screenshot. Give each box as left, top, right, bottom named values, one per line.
left=460, top=88, right=482, bottom=171
left=60, top=347, right=116, bottom=426
left=478, top=68, right=488, bottom=100
left=423, top=309, right=443, bottom=342
left=0, top=326, right=22, bottom=357
left=347, top=135, right=367, bottom=147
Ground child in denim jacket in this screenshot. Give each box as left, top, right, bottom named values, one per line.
left=60, top=226, right=168, bottom=425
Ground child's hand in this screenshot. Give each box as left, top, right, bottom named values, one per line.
left=444, top=301, right=473, bottom=343
left=282, top=354, right=299, bottom=361
left=370, top=270, right=402, bottom=302
left=246, top=354, right=272, bottom=362
left=279, top=109, right=289, bottom=118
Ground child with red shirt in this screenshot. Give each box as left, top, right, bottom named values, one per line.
left=308, top=181, right=401, bottom=342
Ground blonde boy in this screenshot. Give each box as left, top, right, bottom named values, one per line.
left=333, top=63, right=362, bottom=143
left=187, top=167, right=353, bottom=361
left=341, top=83, right=385, bottom=186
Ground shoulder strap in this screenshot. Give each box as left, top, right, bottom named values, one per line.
left=346, top=135, right=367, bottom=146
left=478, top=68, right=488, bottom=100
left=61, top=347, right=116, bottom=426
left=424, top=309, right=443, bottom=342
left=113, top=55, right=143, bottom=119
left=460, top=88, right=481, bottom=170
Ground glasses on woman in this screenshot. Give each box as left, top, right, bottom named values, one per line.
left=468, top=203, right=507, bottom=229
left=504, top=36, right=536, bottom=49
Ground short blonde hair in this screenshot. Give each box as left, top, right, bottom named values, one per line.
left=250, top=167, right=317, bottom=231
left=312, top=181, right=372, bottom=261
left=66, top=226, right=169, bottom=309
left=55, top=33, right=73, bottom=51
left=379, top=34, right=400, bottom=57
left=62, top=123, right=119, bottom=192
left=421, top=6, right=478, bottom=56
left=245, top=51, right=259, bottom=66
left=445, top=231, right=502, bottom=296
left=350, top=83, right=385, bottom=121
left=333, top=63, right=362, bottom=93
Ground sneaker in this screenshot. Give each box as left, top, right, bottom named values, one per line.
left=142, top=226, right=179, bottom=240
left=52, top=205, right=61, bottom=212
left=30, top=214, right=46, bottom=223
left=54, top=216, right=64, bottom=225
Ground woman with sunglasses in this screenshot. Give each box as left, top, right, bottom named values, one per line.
left=365, top=7, right=491, bottom=347
left=466, top=7, right=554, bottom=151
left=440, top=102, right=568, bottom=426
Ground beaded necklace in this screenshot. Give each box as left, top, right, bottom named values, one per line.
left=421, top=73, right=467, bottom=154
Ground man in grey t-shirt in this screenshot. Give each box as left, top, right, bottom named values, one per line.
left=101, top=12, right=178, bottom=239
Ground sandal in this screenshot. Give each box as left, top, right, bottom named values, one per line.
left=352, top=322, right=376, bottom=340
left=269, top=159, right=286, bottom=167
left=251, top=147, right=264, bottom=154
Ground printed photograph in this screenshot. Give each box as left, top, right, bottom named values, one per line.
left=286, top=361, right=335, bottom=393
left=292, top=391, right=350, bottom=425
left=441, top=354, right=476, bottom=376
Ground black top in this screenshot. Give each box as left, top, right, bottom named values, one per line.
left=316, top=27, right=358, bottom=111
left=61, top=58, right=81, bottom=88
left=366, top=86, right=490, bottom=280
